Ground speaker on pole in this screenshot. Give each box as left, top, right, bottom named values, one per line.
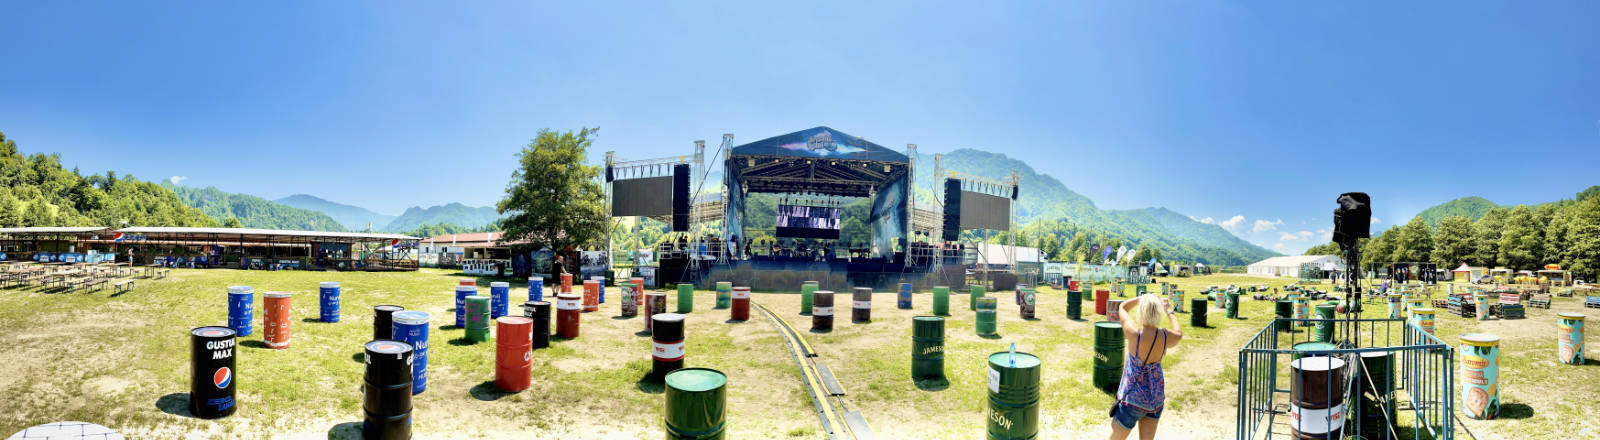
left=1333, top=192, right=1371, bottom=247
left=672, top=164, right=690, bottom=232
left=942, top=179, right=962, bottom=242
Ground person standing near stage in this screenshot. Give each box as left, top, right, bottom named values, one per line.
left=1110, top=294, right=1183, bottom=440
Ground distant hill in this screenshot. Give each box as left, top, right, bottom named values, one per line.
left=166, top=185, right=346, bottom=232
left=0, top=130, right=216, bottom=228
left=275, top=194, right=395, bottom=231
left=383, top=203, right=501, bottom=232
left=1414, top=196, right=1500, bottom=225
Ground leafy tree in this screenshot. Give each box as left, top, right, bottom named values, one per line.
left=1430, top=215, right=1474, bottom=267
left=1498, top=205, right=1544, bottom=269
left=1303, top=242, right=1340, bottom=256
left=223, top=216, right=243, bottom=228
left=498, top=127, right=609, bottom=253
left=1391, top=217, right=1434, bottom=262
left=1471, top=207, right=1507, bottom=267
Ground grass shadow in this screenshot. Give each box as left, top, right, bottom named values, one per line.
left=726, top=319, right=749, bottom=324
left=1023, top=317, right=1041, bottom=322
left=470, top=381, right=516, bottom=401
left=636, top=372, right=665, bottom=394
left=240, top=340, right=270, bottom=349
left=1499, top=403, right=1535, bottom=420
left=1579, top=357, right=1600, bottom=366
left=326, top=421, right=362, bottom=440
left=350, top=352, right=365, bottom=364
left=301, top=317, right=327, bottom=323
left=447, top=337, right=481, bottom=347
left=979, top=334, right=1003, bottom=340
left=612, top=315, right=636, bottom=320
left=550, top=335, right=573, bottom=343
left=155, top=393, right=195, bottom=418
left=438, top=325, right=462, bottom=331
left=799, top=312, right=813, bottom=317
left=634, top=330, right=653, bottom=337
left=810, top=328, right=832, bottom=334
left=914, top=379, right=950, bottom=391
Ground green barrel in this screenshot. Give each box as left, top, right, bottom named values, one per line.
left=664, top=368, right=727, bottom=440
left=932, top=286, right=950, bottom=316
left=911, top=316, right=946, bottom=382
left=678, top=283, right=696, bottom=313
left=971, top=285, right=986, bottom=311
left=1276, top=300, right=1293, bottom=333
left=1356, top=350, right=1396, bottom=438
left=1135, top=285, right=1146, bottom=296
left=1093, top=322, right=1124, bottom=392
left=1066, top=289, right=1082, bottom=320
left=1190, top=298, right=1207, bottom=327
left=986, top=351, right=1041, bottom=440
left=1225, top=292, right=1241, bottom=319
left=1313, top=304, right=1337, bottom=343
left=1291, top=341, right=1337, bottom=361
left=465, top=295, right=491, bottom=342
left=714, top=282, right=731, bottom=310
left=800, top=281, right=818, bottom=316
left=976, top=297, right=998, bottom=336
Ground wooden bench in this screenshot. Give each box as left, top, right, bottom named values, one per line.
left=1585, top=296, right=1600, bottom=309
left=1529, top=294, right=1552, bottom=309
left=113, top=279, right=134, bottom=295
left=156, top=269, right=170, bottom=279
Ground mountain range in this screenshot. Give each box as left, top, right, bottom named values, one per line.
left=382, top=203, right=501, bottom=233
left=1412, top=196, right=1501, bottom=226
left=165, top=184, right=346, bottom=232
left=274, top=194, right=395, bottom=231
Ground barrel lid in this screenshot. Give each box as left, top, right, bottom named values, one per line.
left=1388, top=293, right=1401, bottom=297
left=459, top=279, right=476, bottom=286
left=320, top=281, right=340, bottom=288
left=733, top=286, right=750, bottom=291
left=496, top=316, right=532, bottom=325
left=1557, top=312, right=1585, bottom=321
left=913, top=316, right=943, bottom=323
left=804, top=281, right=819, bottom=285
left=192, top=326, right=235, bottom=337
left=491, top=281, right=509, bottom=287
left=264, top=291, right=292, bottom=298
left=227, top=285, right=252, bottom=294
left=528, top=276, right=543, bottom=281
left=1316, top=303, right=1336, bottom=310
left=392, top=311, right=430, bottom=324
left=853, top=287, right=871, bottom=293
left=1460, top=333, right=1500, bottom=346
left=1413, top=307, right=1435, bottom=314
left=366, top=340, right=413, bottom=354
left=528, top=300, right=550, bottom=306
left=558, top=293, right=582, bottom=299
left=653, top=313, right=686, bottom=323
left=584, top=279, right=600, bottom=285
left=1292, top=342, right=1338, bottom=353
left=934, top=285, right=947, bottom=289
left=1359, top=349, right=1394, bottom=359
left=814, top=290, right=834, bottom=295
left=988, top=351, right=1041, bottom=369
left=1291, top=356, right=1345, bottom=372
left=456, top=285, right=476, bottom=292
left=374, top=304, right=404, bottom=312
left=1095, top=321, right=1122, bottom=330
left=665, top=368, right=726, bottom=391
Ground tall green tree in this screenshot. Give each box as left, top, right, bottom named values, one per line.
left=1498, top=205, right=1544, bottom=269
left=1304, top=242, right=1339, bottom=256
left=1471, top=207, right=1507, bottom=267
left=1391, top=217, right=1434, bottom=262
left=1430, top=215, right=1475, bottom=267
left=223, top=216, right=243, bottom=228
left=497, top=127, right=609, bottom=253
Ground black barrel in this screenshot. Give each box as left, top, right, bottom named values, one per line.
left=852, top=287, right=872, bottom=323
left=373, top=305, right=404, bottom=339
left=1356, top=350, right=1396, bottom=439
left=363, top=340, right=414, bottom=440
left=1276, top=300, right=1293, bottom=333
left=524, top=301, right=552, bottom=350
left=813, top=290, right=835, bottom=332
left=189, top=326, right=237, bottom=419
left=1191, top=298, right=1207, bottom=327
left=652, top=313, right=687, bottom=381
left=912, top=316, right=945, bottom=382
left=1066, top=289, right=1082, bottom=320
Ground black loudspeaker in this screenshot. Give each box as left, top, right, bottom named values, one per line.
left=942, top=179, right=962, bottom=242
left=605, top=165, right=614, bottom=183
left=1011, top=185, right=1018, bottom=200
left=672, top=164, right=690, bottom=232
left=1333, top=192, right=1371, bottom=245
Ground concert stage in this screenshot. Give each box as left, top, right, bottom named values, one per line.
left=691, top=257, right=960, bottom=291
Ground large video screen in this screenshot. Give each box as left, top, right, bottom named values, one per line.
left=959, top=191, right=1011, bottom=231
left=776, top=204, right=842, bottom=239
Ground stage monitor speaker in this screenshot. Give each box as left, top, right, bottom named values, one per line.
left=942, top=179, right=962, bottom=242
left=1333, top=192, right=1371, bottom=245
left=672, top=164, right=690, bottom=231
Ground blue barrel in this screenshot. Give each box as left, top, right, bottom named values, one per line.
left=490, top=282, right=510, bottom=319
left=528, top=277, right=544, bottom=302
left=593, top=276, right=607, bottom=304
left=318, top=281, right=341, bottom=323
left=455, top=285, right=476, bottom=327
left=227, top=286, right=254, bottom=337
left=898, top=283, right=913, bottom=309
left=392, top=311, right=430, bottom=395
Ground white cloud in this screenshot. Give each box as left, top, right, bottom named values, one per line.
left=1273, top=242, right=1287, bottom=249
left=1297, top=230, right=1313, bottom=238
left=1253, top=218, right=1284, bottom=233
left=1198, top=217, right=1215, bottom=224
left=1218, top=215, right=1245, bottom=232
left=168, top=176, right=187, bottom=185
left=1316, top=229, right=1332, bottom=241
left=1371, top=216, right=1381, bottom=225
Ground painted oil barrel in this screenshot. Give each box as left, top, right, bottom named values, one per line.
left=1473, top=294, right=1490, bottom=321
left=373, top=305, right=403, bottom=340
left=494, top=316, right=533, bottom=392
left=619, top=282, right=638, bottom=317
left=986, top=351, right=1041, bottom=440
left=454, top=285, right=475, bottom=328
left=1558, top=312, right=1586, bottom=365
left=631, top=277, right=646, bottom=307
left=490, top=281, right=510, bottom=318
left=652, top=313, right=686, bottom=381
left=1106, top=300, right=1123, bottom=323
left=528, top=276, right=544, bottom=302
left=664, top=368, right=727, bottom=440
left=1171, top=290, right=1185, bottom=313
left=189, top=326, right=237, bottom=419
left=971, top=285, right=986, bottom=311
left=679, top=283, right=697, bottom=314
left=1095, top=290, right=1109, bottom=316
left=1290, top=356, right=1347, bottom=439
left=459, top=278, right=476, bottom=288
left=524, top=301, right=551, bottom=350
left=465, top=295, right=492, bottom=342
left=582, top=280, right=600, bottom=312
left=592, top=276, right=607, bottom=304
left=1405, top=296, right=1425, bottom=320
left=391, top=311, right=430, bottom=395
left=730, top=287, right=750, bottom=322
left=1066, top=289, right=1082, bottom=320
left=1410, top=307, right=1436, bottom=335
left=362, top=339, right=413, bottom=440
left=1460, top=333, right=1500, bottom=420
left=899, top=283, right=914, bottom=310
left=319, top=282, right=341, bottom=323
left=1225, top=292, right=1241, bottom=319
left=911, top=316, right=945, bottom=382
left=976, top=297, right=998, bottom=336
left=557, top=293, right=582, bottom=339
left=715, top=282, right=732, bottom=310
left=1356, top=350, right=1396, bottom=439
left=1191, top=298, right=1207, bottom=327
left=812, top=290, right=835, bottom=331
left=853, top=287, right=873, bottom=324
left=1276, top=300, right=1293, bottom=333
left=1093, top=321, right=1124, bottom=392
left=1313, top=303, right=1337, bottom=343
left=1387, top=294, right=1402, bottom=319
left=801, top=281, right=819, bottom=316
left=1068, top=279, right=1079, bottom=291
left=933, top=285, right=951, bottom=316
left=263, top=292, right=292, bottom=349
left=560, top=273, right=572, bottom=293
left=226, top=286, right=253, bottom=337
left=1294, top=296, right=1311, bottom=328
left=1019, top=288, right=1036, bottom=320
left=645, top=292, right=667, bottom=334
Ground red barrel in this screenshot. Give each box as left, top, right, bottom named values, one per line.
left=263, top=292, right=292, bottom=349
left=730, top=287, right=751, bottom=322
left=1108, top=299, right=1123, bottom=323
left=583, top=280, right=600, bottom=312
left=560, top=273, right=573, bottom=293
left=1069, top=280, right=1079, bottom=292
left=556, top=293, right=581, bottom=339
left=631, top=277, right=645, bottom=306
left=459, top=278, right=476, bottom=287
left=1095, top=290, right=1110, bottom=316
left=494, top=317, right=533, bottom=392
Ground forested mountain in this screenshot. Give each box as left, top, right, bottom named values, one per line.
left=400, top=222, right=502, bottom=239
left=0, top=131, right=217, bottom=228
left=1414, top=197, right=1500, bottom=226
left=274, top=194, right=395, bottom=231
left=383, top=203, right=501, bottom=232
left=166, top=185, right=346, bottom=232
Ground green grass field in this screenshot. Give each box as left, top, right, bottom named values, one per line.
left=0, top=270, right=1593, bottom=439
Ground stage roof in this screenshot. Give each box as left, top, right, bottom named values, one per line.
left=117, top=227, right=418, bottom=242
left=726, top=126, right=911, bottom=197
left=728, top=126, right=908, bottom=163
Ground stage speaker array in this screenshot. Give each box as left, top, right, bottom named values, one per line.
left=942, top=179, right=962, bottom=242
left=672, top=164, right=690, bottom=232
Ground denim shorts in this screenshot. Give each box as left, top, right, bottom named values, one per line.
left=1110, top=401, right=1163, bottom=429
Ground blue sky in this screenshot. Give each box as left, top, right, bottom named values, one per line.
left=2, top=1, right=1596, bottom=253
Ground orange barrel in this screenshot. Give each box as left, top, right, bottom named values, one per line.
left=494, top=317, right=533, bottom=392
left=556, top=293, right=581, bottom=339
left=582, top=280, right=600, bottom=312
left=730, top=287, right=751, bottom=322
left=651, top=313, right=686, bottom=381
left=645, top=292, right=667, bottom=334
left=631, top=277, right=646, bottom=306
left=813, top=291, right=835, bottom=332
left=561, top=273, right=573, bottom=293
left=459, top=278, right=476, bottom=287
left=1558, top=312, right=1585, bottom=365
left=1107, top=299, right=1123, bottom=323
left=1410, top=307, right=1436, bottom=335
left=1095, top=290, right=1110, bottom=315
left=263, top=292, right=292, bottom=349
left=852, top=287, right=872, bottom=323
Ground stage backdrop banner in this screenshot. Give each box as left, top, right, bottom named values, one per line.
left=612, top=176, right=675, bottom=217
left=958, top=191, right=1011, bottom=231
left=869, top=173, right=910, bottom=257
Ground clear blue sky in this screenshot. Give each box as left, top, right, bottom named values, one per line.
left=2, top=1, right=1596, bottom=253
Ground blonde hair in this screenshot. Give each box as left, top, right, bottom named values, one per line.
left=1134, top=293, right=1164, bottom=329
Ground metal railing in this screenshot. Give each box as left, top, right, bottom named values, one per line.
left=1237, top=317, right=1453, bottom=440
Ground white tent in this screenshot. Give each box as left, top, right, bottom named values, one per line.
left=1246, top=255, right=1344, bottom=278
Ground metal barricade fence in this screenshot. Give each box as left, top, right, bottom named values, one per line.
left=1237, top=317, right=1453, bottom=440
